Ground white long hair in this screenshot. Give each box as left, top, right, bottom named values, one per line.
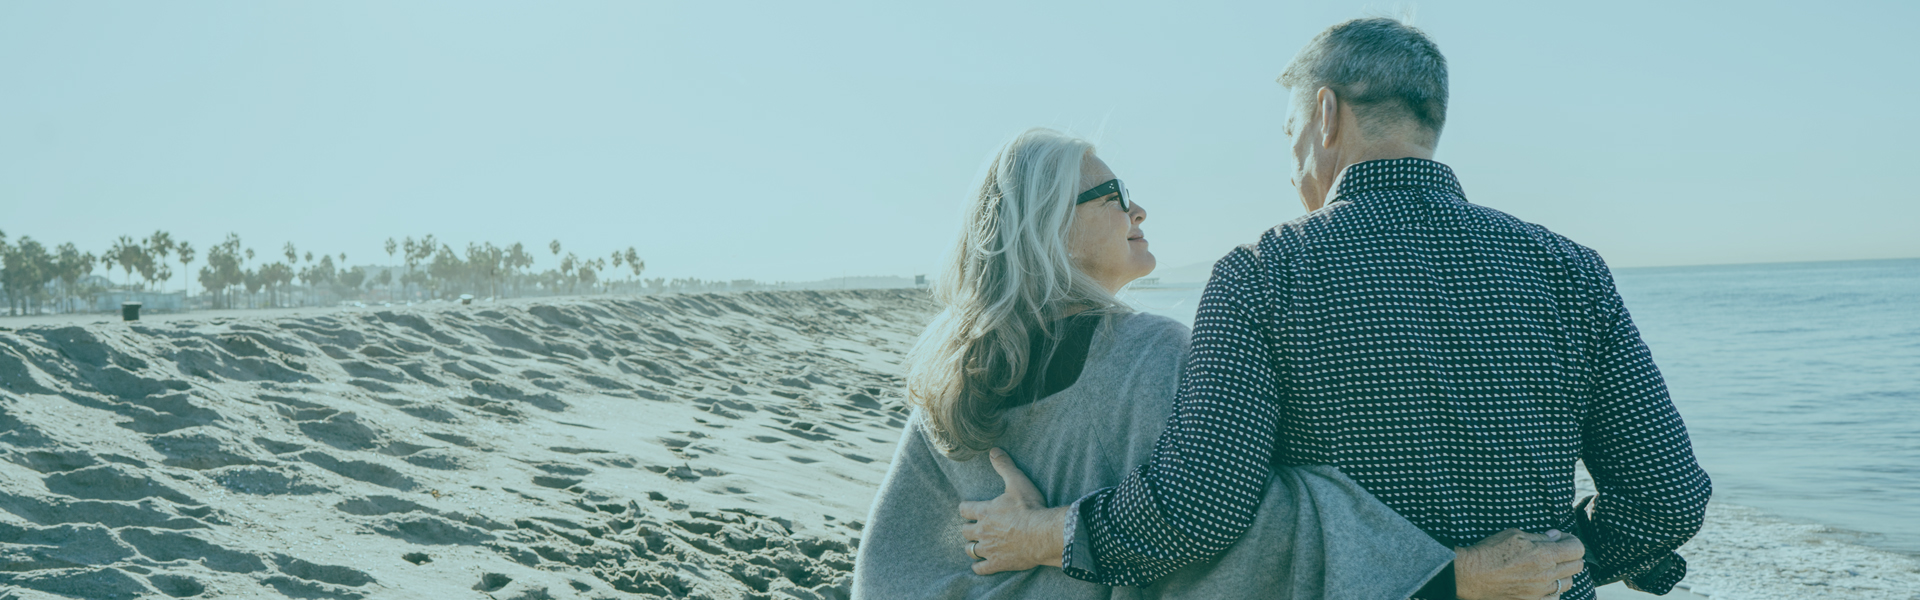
left=905, top=128, right=1127, bottom=458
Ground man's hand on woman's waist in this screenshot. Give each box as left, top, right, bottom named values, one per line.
left=958, top=448, right=1067, bottom=575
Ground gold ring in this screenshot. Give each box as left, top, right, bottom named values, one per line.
left=967, top=541, right=982, bottom=561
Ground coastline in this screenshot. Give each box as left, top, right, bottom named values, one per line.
left=1, top=291, right=1913, bottom=599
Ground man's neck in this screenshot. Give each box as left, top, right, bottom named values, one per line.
left=1343, top=138, right=1436, bottom=166
left=1318, top=141, right=1438, bottom=207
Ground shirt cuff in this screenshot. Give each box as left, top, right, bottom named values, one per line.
left=1625, top=553, right=1687, bottom=595
left=1059, top=490, right=1104, bottom=583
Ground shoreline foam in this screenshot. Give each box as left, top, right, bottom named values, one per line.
left=1576, top=465, right=1920, bottom=600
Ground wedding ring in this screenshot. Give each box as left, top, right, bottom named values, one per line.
left=1556, top=578, right=1567, bottom=594
left=967, top=540, right=982, bottom=561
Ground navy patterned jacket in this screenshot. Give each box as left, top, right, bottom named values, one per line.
left=1061, top=158, right=1712, bottom=600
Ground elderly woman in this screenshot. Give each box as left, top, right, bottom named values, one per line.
left=851, top=129, right=1578, bottom=599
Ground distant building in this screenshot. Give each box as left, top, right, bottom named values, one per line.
left=92, top=290, right=185, bottom=313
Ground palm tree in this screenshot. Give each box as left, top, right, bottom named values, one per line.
left=2, top=237, right=53, bottom=315
left=197, top=234, right=244, bottom=309
left=54, top=244, right=97, bottom=313
left=99, top=253, right=115, bottom=288
left=176, top=241, right=196, bottom=297
left=624, top=247, right=644, bottom=290
left=243, top=247, right=256, bottom=307
left=108, top=235, right=147, bottom=290
left=611, top=251, right=624, bottom=291
left=401, top=237, right=417, bottom=300
left=507, top=242, right=533, bottom=297
left=147, top=231, right=175, bottom=292
left=385, top=238, right=400, bottom=300
left=559, top=252, right=578, bottom=294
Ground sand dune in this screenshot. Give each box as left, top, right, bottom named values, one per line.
left=0, top=290, right=934, bottom=599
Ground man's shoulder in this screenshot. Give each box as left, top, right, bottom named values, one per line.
left=1217, top=200, right=1615, bottom=285
left=1459, top=203, right=1612, bottom=276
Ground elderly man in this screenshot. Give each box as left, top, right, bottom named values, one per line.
left=960, top=17, right=1711, bottom=600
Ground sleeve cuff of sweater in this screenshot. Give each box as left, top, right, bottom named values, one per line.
left=1060, top=490, right=1104, bottom=583
left=1410, top=562, right=1455, bottom=600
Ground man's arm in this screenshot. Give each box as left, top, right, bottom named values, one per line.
left=1056, top=251, right=1286, bottom=585
left=1577, top=260, right=1713, bottom=593
left=961, top=248, right=1600, bottom=593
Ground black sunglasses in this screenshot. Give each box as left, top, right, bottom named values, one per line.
left=1075, top=179, right=1131, bottom=212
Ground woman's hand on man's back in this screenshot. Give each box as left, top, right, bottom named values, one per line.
left=958, top=448, right=1069, bottom=576
left=1454, top=528, right=1587, bottom=600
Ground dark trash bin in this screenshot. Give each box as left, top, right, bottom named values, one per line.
left=122, top=301, right=142, bottom=321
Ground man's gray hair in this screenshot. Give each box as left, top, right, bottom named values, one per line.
left=1279, top=18, right=1448, bottom=146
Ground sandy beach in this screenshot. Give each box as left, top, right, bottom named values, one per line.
left=1, top=291, right=931, bottom=599
left=2, top=291, right=1914, bottom=599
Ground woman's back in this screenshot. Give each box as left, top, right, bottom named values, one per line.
left=855, top=312, right=1189, bottom=600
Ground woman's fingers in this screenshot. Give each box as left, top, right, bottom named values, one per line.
left=958, top=500, right=983, bottom=522
left=1551, top=559, right=1584, bottom=580
left=1542, top=534, right=1585, bottom=564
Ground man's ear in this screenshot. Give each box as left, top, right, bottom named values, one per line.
left=1317, top=87, right=1340, bottom=149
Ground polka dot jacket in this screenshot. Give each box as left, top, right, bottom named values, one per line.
left=1061, top=158, right=1711, bottom=599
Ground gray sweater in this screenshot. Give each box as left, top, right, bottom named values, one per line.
left=853, top=312, right=1456, bottom=599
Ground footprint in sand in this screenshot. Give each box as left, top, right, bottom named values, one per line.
left=474, top=572, right=513, bottom=592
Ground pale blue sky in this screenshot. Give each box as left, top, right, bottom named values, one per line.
left=3, top=1, right=1914, bottom=286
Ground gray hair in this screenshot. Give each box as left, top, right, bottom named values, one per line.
left=905, top=128, right=1127, bottom=459
left=1279, top=17, right=1448, bottom=146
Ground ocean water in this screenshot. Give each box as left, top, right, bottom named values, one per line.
left=1121, top=258, right=1920, bottom=555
